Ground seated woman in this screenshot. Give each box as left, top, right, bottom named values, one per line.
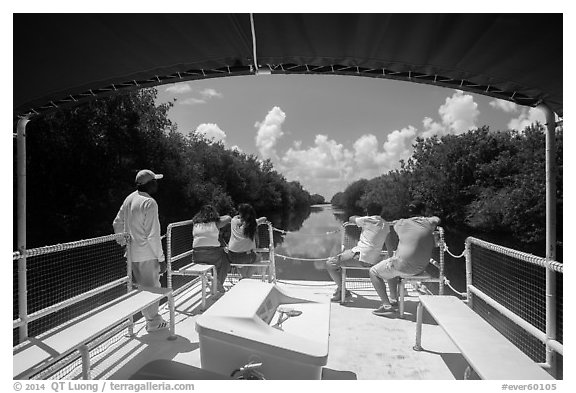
left=192, top=205, right=232, bottom=293
left=227, top=203, right=268, bottom=279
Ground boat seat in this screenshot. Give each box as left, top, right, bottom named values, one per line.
left=414, top=295, right=554, bottom=380
left=398, top=271, right=442, bottom=318
left=230, top=259, right=272, bottom=282
left=171, top=262, right=217, bottom=310
left=13, top=287, right=175, bottom=380
left=340, top=255, right=439, bottom=313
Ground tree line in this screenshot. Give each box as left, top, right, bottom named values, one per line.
left=13, top=88, right=321, bottom=248
left=331, top=124, right=563, bottom=249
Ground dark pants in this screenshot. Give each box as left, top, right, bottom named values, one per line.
left=193, top=247, right=231, bottom=287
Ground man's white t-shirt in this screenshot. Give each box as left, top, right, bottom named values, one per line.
left=352, top=215, right=389, bottom=264
left=113, top=191, right=165, bottom=263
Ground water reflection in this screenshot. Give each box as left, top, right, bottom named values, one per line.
left=270, top=205, right=347, bottom=281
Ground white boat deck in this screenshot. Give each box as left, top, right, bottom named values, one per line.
left=72, top=279, right=467, bottom=380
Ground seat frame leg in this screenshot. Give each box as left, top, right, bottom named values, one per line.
left=167, top=293, right=177, bottom=341
left=399, top=280, right=406, bottom=318
left=413, top=301, right=424, bottom=351
left=79, top=344, right=91, bottom=380
left=201, top=273, right=207, bottom=310
left=341, top=268, right=347, bottom=304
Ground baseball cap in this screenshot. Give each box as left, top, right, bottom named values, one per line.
left=135, top=169, right=163, bottom=185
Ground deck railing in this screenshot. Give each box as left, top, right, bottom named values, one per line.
left=13, top=233, right=132, bottom=347
left=465, top=237, right=563, bottom=374
left=166, top=220, right=276, bottom=292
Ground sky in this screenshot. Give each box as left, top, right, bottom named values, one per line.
left=155, top=74, right=547, bottom=200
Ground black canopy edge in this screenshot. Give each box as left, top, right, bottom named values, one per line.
left=16, top=62, right=560, bottom=120
left=15, top=65, right=253, bottom=119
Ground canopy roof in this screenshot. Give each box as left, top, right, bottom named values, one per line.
left=14, top=14, right=563, bottom=118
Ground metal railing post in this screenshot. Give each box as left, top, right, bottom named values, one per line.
left=17, top=116, right=30, bottom=342
left=166, top=224, right=173, bottom=289
left=464, top=238, right=473, bottom=309
left=539, top=103, right=557, bottom=377
left=438, top=227, right=445, bottom=295
left=268, top=223, right=276, bottom=283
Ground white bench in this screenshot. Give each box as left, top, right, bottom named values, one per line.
left=171, top=262, right=217, bottom=310
left=13, top=287, right=175, bottom=380
left=414, top=295, right=554, bottom=380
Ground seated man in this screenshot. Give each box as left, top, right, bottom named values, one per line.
left=326, top=204, right=394, bottom=302
left=369, top=201, right=441, bottom=317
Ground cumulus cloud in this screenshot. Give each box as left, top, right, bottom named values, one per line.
left=165, top=83, right=192, bottom=94
left=507, top=107, right=546, bottom=131
left=255, top=106, right=287, bottom=160
left=281, top=134, right=354, bottom=182
left=200, top=88, right=223, bottom=99
left=195, top=123, right=226, bottom=143
left=438, top=90, right=479, bottom=134
left=489, top=99, right=519, bottom=113
left=421, top=117, right=446, bottom=138
left=420, top=91, right=480, bottom=138
left=253, top=91, right=482, bottom=197
left=180, top=97, right=207, bottom=105
left=169, top=86, right=223, bottom=105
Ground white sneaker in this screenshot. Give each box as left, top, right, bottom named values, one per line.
left=146, top=319, right=169, bottom=332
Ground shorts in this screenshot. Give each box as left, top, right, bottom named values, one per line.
left=369, top=256, right=414, bottom=280
left=327, top=250, right=373, bottom=269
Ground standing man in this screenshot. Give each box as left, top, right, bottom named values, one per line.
left=369, top=201, right=440, bottom=317
left=113, top=169, right=168, bottom=332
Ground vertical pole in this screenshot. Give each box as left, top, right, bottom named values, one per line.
left=413, top=301, right=423, bottom=351
left=539, top=104, right=557, bottom=377
left=17, top=117, right=30, bottom=342
left=166, top=225, right=173, bottom=290
left=465, top=239, right=473, bottom=309
left=438, top=227, right=445, bottom=295
left=268, top=223, right=276, bottom=283
left=126, top=238, right=134, bottom=336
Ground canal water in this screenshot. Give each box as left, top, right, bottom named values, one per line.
left=268, top=204, right=468, bottom=293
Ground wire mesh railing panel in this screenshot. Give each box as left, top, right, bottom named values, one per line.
left=470, top=242, right=546, bottom=332
left=167, top=220, right=196, bottom=293
left=13, top=234, right=129, bottom=346
left=468, top=239, right=563, bottom=363
left=168, top=220, right=194, bottom=262
left=342, top=224, right=361, bottom=251
left=472, top=295, right=546, bottom=362
left=256, top=223, right=271, bottom=250
left=556, top=272, right=563, bottom=344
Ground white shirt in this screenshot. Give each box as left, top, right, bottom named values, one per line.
left=113, top=191, right=165, bottom=263
left=228, top=216, right=256, bottom=253
left=192, top=222, right=220, bottom=248
left=352, top=215, right=389, bottom=264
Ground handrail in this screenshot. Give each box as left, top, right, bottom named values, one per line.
left=466, top=237, right=562, bottom=273
left=13, top=233, right=132, bottom=343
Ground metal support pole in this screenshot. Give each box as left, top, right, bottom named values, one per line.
left=464, top=239, right=473, bottom=309
left=126, top=241, right=134, bottom=336
left=166, top=225, right=173, bottom=290
left=268, top=223, right=276, bottom=283
left=539, top=103, right=557, bottom=377
left=413, top=301, right=423, bottom=351
left=438, top=227, right=445, bottom=295
left=17, top=117, right=30, bottom=341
